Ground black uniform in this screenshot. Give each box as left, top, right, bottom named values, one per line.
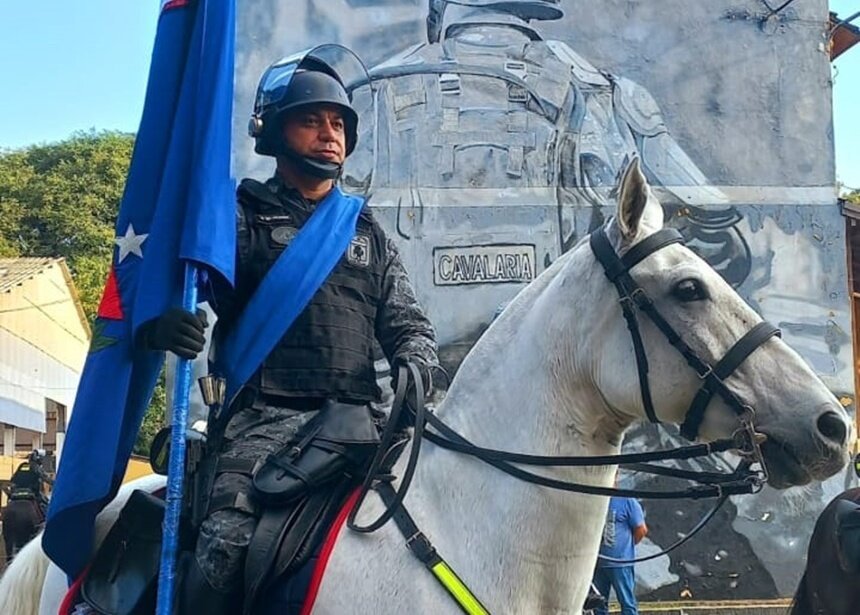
left=194, top=175, right=437, bottom=597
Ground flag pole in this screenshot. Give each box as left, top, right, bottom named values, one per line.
left=156, top=262, right=199, bottom=615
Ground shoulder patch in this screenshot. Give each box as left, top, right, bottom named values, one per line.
left=347, top=234, right=371, bottom=267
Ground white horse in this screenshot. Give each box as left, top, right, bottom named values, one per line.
left=3, top=161, right=853, bottom=615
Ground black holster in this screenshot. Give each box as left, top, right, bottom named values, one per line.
left=251, top=400, right=379, bottom=506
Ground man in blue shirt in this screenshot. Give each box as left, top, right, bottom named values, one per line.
left=593, top=495, right=648, bottom=615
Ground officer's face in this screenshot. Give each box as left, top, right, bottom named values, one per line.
left=281, top=105, right=346, bottom=165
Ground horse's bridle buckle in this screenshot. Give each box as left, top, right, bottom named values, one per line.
left=730, top=407, right=769, bottom=486
left=619, top=287, right=649, bottom=308
left=697, top=364, right=714, bottom=380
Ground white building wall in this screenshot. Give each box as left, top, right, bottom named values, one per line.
left=0, top=327, right=82, bottom=432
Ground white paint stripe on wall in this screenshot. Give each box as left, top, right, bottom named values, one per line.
left=365, top=186, right=838, bottom=207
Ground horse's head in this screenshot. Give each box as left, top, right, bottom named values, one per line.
left=580, top=159, right=852, bottom=488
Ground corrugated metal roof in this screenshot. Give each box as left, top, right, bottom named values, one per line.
left=0, top=258, right=58, bottom=293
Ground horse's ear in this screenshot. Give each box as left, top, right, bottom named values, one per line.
left=616, top=158, right=660, bottom=240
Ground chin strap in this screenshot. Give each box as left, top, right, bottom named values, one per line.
left=281, top=147, right=343, bottom=180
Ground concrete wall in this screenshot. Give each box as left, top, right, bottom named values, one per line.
left=233, top=0, right=853, bottom=600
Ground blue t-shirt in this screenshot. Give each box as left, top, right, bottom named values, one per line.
left=598, top=497, right=646, bottom=568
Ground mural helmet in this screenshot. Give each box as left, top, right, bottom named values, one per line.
left=427, top=0, right=563, bottom=43
left=249, top=45, right=369, bottom=179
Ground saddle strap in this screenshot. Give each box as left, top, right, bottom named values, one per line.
left=244, top=478, right=355, bottom=615
left=376, top=482, right=490, bottom=615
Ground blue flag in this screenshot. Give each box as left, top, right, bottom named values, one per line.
left=43, top=0, right=236, bottom=579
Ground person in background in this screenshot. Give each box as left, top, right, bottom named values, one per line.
left=592, top=477, right=648, bottom=615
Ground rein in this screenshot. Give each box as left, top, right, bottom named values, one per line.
left=348, top=222, right=778, bottom=610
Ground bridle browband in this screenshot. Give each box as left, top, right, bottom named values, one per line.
left=589, top=224, right=780, bottom=441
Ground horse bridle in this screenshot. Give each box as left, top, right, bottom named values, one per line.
left=588, top=224, right=780, bottom=444
left=349, top=222, right=777, bottom=565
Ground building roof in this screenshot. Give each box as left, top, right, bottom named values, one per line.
left=830, top=11, right=860, bottom=61
left=0, top=258, right=57, bottom=293
left=0, top=257, right=91, bottom=338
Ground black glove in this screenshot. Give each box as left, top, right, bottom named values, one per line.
left=390, top=359, right=433, bottom=399
left=139, top=308, right=208, bottom=360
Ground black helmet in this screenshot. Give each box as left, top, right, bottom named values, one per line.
left=249, top=46, right=366, bottom=179
left=427, top=0, right=563, bottom=43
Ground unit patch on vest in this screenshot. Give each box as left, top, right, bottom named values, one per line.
left=271, top=226, right=298, bottom=246
left=347, top=234, right=371, bottom=267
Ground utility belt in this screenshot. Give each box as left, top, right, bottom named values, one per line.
left=9, top=487, right=38, bottom=501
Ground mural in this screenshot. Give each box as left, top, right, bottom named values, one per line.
left=231, top=0, right=855, bottom=601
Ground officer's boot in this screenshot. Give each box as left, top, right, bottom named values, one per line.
left=175, top=553, right=242, bottom=615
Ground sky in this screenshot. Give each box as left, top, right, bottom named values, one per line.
left=0, top=1, right=858, bottom=191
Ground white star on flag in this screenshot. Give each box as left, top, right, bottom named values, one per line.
left=115, top=224, right=149, bottom=263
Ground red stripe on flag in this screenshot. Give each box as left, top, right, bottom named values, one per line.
left=96, top=266, right=124, bottom=320
left=162, top=0, right=191, bottom=12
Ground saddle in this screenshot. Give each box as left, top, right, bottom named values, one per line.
left=6, top=489, right=46, bottom=524
left=243, top=401, right=379, bottom=613
left=79, top=401, right=379, bottom=615
left=80, top=489, right=190, bottom=615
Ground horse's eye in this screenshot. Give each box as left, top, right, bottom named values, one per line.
left=673, top=278, right=707, bottom=302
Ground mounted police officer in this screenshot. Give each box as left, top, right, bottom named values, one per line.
left=9, top=449, right=50, bottom=514
left=139, top=46, right=438, bottom=615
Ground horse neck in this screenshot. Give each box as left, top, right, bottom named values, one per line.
left=435, top=245, right=620, bottom=454
left=407, top=248, right=623, bottom=608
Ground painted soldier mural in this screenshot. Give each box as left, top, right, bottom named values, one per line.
left=228, top=0, right=852, bottom=602
left=345, top=0, right=750, bottom=368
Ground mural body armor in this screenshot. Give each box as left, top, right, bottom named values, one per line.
left=353, top=4, right=744, bottom=354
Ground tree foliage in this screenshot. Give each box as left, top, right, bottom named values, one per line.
left=0, top=130, right=165, bottom=455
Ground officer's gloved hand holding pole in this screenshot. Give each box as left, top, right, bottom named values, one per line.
left=139, top=307, right=208, bottom=360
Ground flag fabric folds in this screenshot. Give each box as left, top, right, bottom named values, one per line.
left=43, top=0, right=236, bottom=579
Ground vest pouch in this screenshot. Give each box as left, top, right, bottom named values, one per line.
left=81, top=489, right=192, bottom=615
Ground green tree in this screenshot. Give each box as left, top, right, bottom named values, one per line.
left=845, top=190, right=860, bottom=205
left=0, top=130, right=165, bottom=455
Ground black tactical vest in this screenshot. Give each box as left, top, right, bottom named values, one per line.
left=230, top=179, right=386, bottom=401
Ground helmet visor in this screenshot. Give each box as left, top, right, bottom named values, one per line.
left=254, top=44, right=371, bottom=114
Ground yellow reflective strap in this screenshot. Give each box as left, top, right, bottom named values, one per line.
left=430, top=561, right=491, bottom=615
